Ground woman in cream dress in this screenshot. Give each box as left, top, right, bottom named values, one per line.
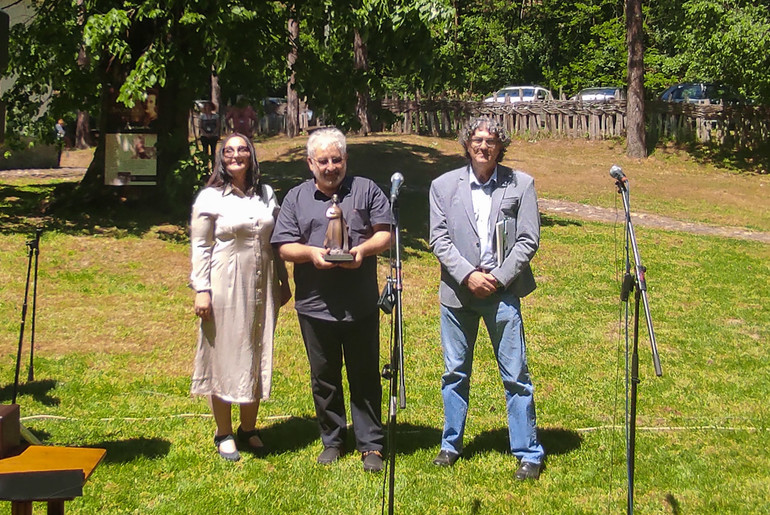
left=190, top=133, right=291, bottom=461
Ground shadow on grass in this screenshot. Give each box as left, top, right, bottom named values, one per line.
left=464, top=426, right=582, bottom=458
left=0, top=181, right=188, bottom=239
left=1, top=137, right=571, bottom=255
left=648, top=136, right=770, bottom=175
left=90, top=437, right=171, bottom=463
left=252, top=415, right=321, bottom=456
left=541, top=213, right=582, bottom=228
left=0, top=378, right=59, bottom=406
left=383, top=422, right=443, bottom=456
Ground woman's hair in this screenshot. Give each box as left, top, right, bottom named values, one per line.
left=307, top=127, right=347, bottom=158
left=206, top=133, right=264, bottom=199
left=459, top=116, right=511, bottom=162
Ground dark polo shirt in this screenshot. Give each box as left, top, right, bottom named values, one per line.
left=271, top=175, right=392, bottom=322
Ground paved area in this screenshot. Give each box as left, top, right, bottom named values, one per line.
left=2, top=167, right=768, bottom=244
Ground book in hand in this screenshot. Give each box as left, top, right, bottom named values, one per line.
left=495, top=217, right=516, bottom=267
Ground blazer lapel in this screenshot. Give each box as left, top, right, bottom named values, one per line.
left=459, top=168, right=478, bottom=237
left=490, top=166, right=511, bottom=224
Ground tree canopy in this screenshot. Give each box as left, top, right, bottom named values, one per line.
left=2, top=0, right=768, bottom=203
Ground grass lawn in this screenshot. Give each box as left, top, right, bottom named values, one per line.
left=1, top=134, right=768, bottom=514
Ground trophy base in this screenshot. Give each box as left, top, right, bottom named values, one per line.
left=324, top=253, right=355, bottom=262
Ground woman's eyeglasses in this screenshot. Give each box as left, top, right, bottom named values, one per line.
left=223, top=146, right=251, bottom=157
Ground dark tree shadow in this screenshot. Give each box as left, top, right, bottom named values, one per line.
left=0, top=379, right=59, bottom=406
left=0, top=181, right=187, bottom=238
left=2, top=137, right=591, bottom=250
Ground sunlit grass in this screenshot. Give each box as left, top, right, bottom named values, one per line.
left=1, top=138, right=769, bottom=513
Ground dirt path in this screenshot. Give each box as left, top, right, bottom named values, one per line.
left=2, top=167, right=768, bottom=244
left=539, top=198, right=770, bottom=244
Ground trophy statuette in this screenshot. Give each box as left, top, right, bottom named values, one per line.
left=323, top=194, right=354, bottom=262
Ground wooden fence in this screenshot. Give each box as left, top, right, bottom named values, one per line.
left=380, top=95, right=770, bottom=150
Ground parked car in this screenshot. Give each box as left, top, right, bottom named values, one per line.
left=570, top=87, right=625, bottom=102
left=659, top=82, right=746, bottom=105
left=484, top=85, right=553, bottom=103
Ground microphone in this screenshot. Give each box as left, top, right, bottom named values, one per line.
left=609, top=165, right=626, bottom=182
left=389, top=172, right=404, bottom=203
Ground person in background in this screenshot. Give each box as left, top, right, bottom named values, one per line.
left=225, top=99, right=258, bottom=139
left=198, top=101, right=220, bottom=163
left=55, top=119, right=66, bottom=167
left=190, top=133, right=291, bottom=461
left=271, top=127, right=391, bottom=473
left=428, top=116, right=546, bottom=480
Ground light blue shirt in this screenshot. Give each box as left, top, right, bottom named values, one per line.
left=469, top=167, right=498, bottom=270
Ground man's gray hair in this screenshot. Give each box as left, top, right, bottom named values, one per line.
left=307, top=127, right=347, bottom=158
left=459, top=116, right=510, bottom=162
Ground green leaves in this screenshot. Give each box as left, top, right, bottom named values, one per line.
left=83, top=8, right=132, bottom=62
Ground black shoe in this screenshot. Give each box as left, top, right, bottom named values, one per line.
left=514, top=461, right=542, bottom=480
left=432, top=449, right=461, bottom=467
left=362, top=450, right=384, bottom=472
left=237, top=426, right=265, bottom=453
left=213, top=434, right=241, bottom=462
left=317, top=446, right=343, bottom=465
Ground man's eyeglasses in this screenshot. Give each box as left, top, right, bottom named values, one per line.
left=313, top=156, right=344, bottom=166
left=470, top=137, right=499, bottom=147
left=223, top=146, right=251, bottom=157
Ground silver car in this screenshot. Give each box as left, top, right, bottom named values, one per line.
left=484, top=85, right=553, bottom=103
left=570, top=87, right=625, bottom=102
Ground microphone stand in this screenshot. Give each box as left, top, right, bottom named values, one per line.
left=13, top=229, right=42, bottom=404
left=381, top=195, right=406, bottom=515
left=614, top=174, right=662, bottom=515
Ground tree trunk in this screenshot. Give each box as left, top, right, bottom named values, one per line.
left=286, top=5, right=299, bottom=138
left=75, top=110, right=91, bottom=149
left=211, top=72, right=221, bottom=115
left=353, top=28, right=371, bottom=136
left=626, top=0, right=647, bottom=158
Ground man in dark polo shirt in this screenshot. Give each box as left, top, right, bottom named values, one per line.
left=271, top=127, right=391, bottom=473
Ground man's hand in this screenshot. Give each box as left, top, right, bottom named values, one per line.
left=337, top=245, right=364, bottom=269
left=308, top=246, right=336, bottom=269
left=465, top=271, right=498, bottom=299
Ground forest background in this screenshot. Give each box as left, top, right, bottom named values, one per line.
left=2, top=0, right=769, bottom=206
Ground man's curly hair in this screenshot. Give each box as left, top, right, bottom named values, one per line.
left=459, top=116, right=511, bottom=162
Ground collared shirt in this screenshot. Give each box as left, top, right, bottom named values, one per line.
left=271, top=175, right=392, bottom=322
left=469, top=166, right=498, bottom=270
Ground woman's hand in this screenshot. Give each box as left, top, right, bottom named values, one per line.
left=194, top=291, right=212, bottom=320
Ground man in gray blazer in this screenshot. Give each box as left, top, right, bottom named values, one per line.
left=429, top=116, right=545, bottom=480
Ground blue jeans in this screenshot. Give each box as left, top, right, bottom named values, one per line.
left=439, top=294, right=544, bottom=464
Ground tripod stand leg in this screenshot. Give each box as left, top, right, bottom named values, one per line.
left=12, top=247, right=35, bottom=404
left=28, top=246, right=40, bottom=382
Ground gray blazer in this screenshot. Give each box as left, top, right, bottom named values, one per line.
left=429, top=164, right=539, bottom=308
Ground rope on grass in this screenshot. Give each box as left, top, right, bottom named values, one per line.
left=21, top=414, right=293, bottom=422
left=576, top=424, right=767, bottom=433
left=21, top=415, right=767, bottom=432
